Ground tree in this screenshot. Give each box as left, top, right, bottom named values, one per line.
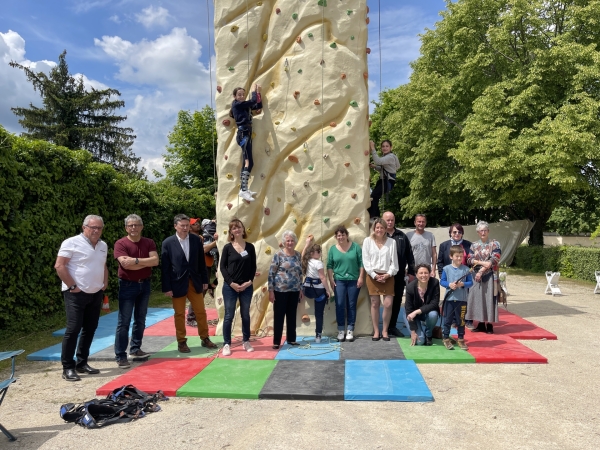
left=371, top=0, right=600, bottom=244
left=162, top=106, right=217, bottom=191
left=10, top=50, right=140, bottom=174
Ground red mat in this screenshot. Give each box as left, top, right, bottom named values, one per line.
left=493, top=309, right=557, bottom=340
left=96, top=358, right=214, bottom=397
left=217, top=336, right=279, bottom=360
left=464, top=330, right=547, bottom=363
left=145, top=308, right=218, bottom=337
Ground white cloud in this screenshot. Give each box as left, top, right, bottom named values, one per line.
left=73, top=73, right=109, bottom=91
left=71, top=0, right=111, bottom=14
left=109, top=15, right=121, bottom=24
left=135, top=6, right=171, bottom=29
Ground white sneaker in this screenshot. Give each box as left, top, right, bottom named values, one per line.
left=247, top=189, right=258, bottom=197
left=337, top=330, right=345, bottom=342
left=222, top=344, right=231, bottom=356
left=346, top=330, right=354, bottom=342
left=238, top=190, right=255, bottom=202
left=315, top=334, right=322, bottom=344
left=243, top=341, right=254, bottom=352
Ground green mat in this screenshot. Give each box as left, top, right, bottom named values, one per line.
left=177, top=359, right=277, bottom=399
left=149, top=336, right=224, bottom=359
left=397, top=337, right=475, bottom=364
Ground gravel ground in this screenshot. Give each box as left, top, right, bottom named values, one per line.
left=1, top=273, right=599, bottom=450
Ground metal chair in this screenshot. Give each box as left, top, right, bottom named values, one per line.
left=0, top=350, right=24, bottom=442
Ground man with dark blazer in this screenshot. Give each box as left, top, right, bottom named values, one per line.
left=162, top=214, right=217, bottom=352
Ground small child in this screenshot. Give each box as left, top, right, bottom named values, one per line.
left=229, top=84, right=262, bottom=202
left=440, top=245, right=473, bottom=350
left=301, top=237, right=331, bottom=343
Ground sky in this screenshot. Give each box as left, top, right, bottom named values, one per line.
left=0, top=0, right=448, bottom=177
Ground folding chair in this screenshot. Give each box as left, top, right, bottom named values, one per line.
left=0, top=350, right=24, bottom=442
left=594, top=271, right=600, bottom=294
left=499, top=271, right=508, bottom=296
left=545, top=272, right=562, bottom=296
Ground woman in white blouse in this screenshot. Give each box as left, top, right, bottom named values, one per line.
left=362, top=218, right=399, bottom=341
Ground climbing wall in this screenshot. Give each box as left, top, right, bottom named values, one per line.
left=214, top=0, right=372, bottom=337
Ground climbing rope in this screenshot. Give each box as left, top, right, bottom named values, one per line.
left=319, top=0, right=325, bottom=245
left=285, top=335, right=343, bottom=357
left=206, top=0, right=217, bottom=196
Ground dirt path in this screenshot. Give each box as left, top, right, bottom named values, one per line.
left=2, top=273, right=599, bottom=449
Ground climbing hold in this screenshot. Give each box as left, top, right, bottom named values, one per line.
left=363, top=72, right=369, bottom=79
left=366, top=17, right=370, bottom=24
left=217, top=298, right=223, bottom=306
left=222, top=119, right=231, bottom=126
left=292, top=190, right=296, bottom=197
left=323, top=154, right=329, bottom=159
left=265, top=247, right=272, bottom=255
left=262, top=286, right=268, bottom=293
left=323, top=218, right=330, bottom=223
left=257, top=1, right=263, bottom=5
left=263, top=34, right=268, bottom=41
left=288, top=155, right=299, bottom=163
left=351, top=35, right=355, bottom=40
left=326, top=135, right=335, bottom=143
left=344, top=162, right=350, bottom=167
left=330, top=122, right=337, bottom=128
left=346, top=121, right=351, bottom=126
left=265, top=147, right=271, bottom=155
left=345, top=144, right=351, bottom=149
left=284, top=59, right=290, bottom=72
left=364, top=150, right=369, bottom=156
left=293, top=90, right=300, bottom=99
left=276, top=8, right=281, bottom=14
left=226, top=173, right=233, bottom=179
left=231, top=25, right=239, bottom=32
left=290, top=127, right=297, bottom=132
left=279, top=242, right=284, bottom=248
left=314, top=99, right=321, bottom=106
left=367, top=6, right=370, bottom=13
left=292, top=219, right=297, bottom=224
left=307, top=165, right=313, bottom=170
left=296, top=36, right=302, bottom=44
left=246, top=228, right=252, bottom=234
left=298, top=69, right=303, bottom=74
left=244, top=43, right=249, bottom=48
left=270, top=82, right=275, bottom=88
left=228, top=66, right=235, bottom=71
left=275, top=121, right=281, bottom=125
left=252, top=132, right=256, bottom=139
left=341, top=73, right=346, bottom=80
left=277, top=197, right=281, bottom=202
left=303, top=143, right=308, bottom=152
left=349, top=100, right=358, bottom=107
left=330, top=42, right=337, bottom=49
left=347, top=10, right=353, bottom=15
left=366, top=48, right=371, bottom=54
left=351, top=193, right=357, bottom=199
left=308, top=32, right=314, bottom=38
left=354, top=217, right=361, bottom=224
left=317, top=0, right=327, bottom=6
left=227, top=203, right=233, bottom=209
left=224, top=155, right=228, bottom=160
left=260, top=173, right=265, bottom=180
left=251, top=108, right=262, bottom=116
left=320, top=59, right=325, bottom=65
left=292, top=13, right=298, bottom=20
left=304, top=180, right=309, bottom=187
left=322, top=191, right=329, bottom=197
left=264, top=208, right=270, bottom=215
left=217, top=86, right=222, bottom=93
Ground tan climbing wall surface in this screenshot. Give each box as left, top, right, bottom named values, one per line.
left=214, top=0, right=373, bottom=337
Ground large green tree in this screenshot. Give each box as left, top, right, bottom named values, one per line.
left=371, top=0, right=600, bottom=244
left=162, top=106, right=217, bottom=191
left=10, top=50, right=140, bottom=174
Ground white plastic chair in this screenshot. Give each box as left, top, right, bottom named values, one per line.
left=594, top=271, right=600, bottom=294
left=545, top=272, right=562, bottom=296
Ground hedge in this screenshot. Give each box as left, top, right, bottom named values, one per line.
left=0, top=126, right=215, bottom=331
left=512, top=245, right=600, bottom=283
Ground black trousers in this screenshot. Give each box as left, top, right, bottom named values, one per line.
left=273, top=291, right=300, bottom=346
left=61, top=289, right=103, bottom=369
left=368, top=179, right=395, bottom=218
left=389, top=274, right=406, bottom=330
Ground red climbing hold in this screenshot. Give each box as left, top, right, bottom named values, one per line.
left=341, top=73, right=347, bottom=80
left=314, top=99, right=321, bottom=105
left=330, top=122, right=337, bottom=127
left=288, top=155, right=299, bottom=163
left=217, top=85, right=222, bottom=93
left=222, top=119, right=231, bottom=126
left=296, top=36, right=302, bottom=43
left=227, top=203, right=233, bottom=210
left=264, top=208, right=270, bottom=215
left=276, top=8, right=281, bottom=14
left=366, top=48, right=371, bottom=54
left=293, top=90, right=300, bottom=99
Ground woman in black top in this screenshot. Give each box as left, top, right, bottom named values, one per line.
left=404, top=264, right=440, bottom=346
left=219, top=219, right=257, bottom=356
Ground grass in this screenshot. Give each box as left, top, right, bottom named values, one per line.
left=0, top=289, right=171, bottom=372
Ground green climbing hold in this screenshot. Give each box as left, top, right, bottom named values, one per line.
left=228, top=66, right=235, bottom=71
left=298, top=69, right=302, bottom=74
left=347, top=10, right=353, bottom=15
left=323, top=217, right=330, bottom=223
left=345, top=144, right=351, bottom=149
left=350, top=35, right=355, bottom=40
left=293, top=218, right=297, bottom=223
left=292, top=13, right=298, bottom=20
left=349, top=100, right=358, bottom=107
left=326, top=135, right=335, bottom=143
left=308, top=32, right=314, bottom=38
left=322, top=191, right=329, bottom=197
left=318, top=0, right=327, bottom=6
left=346, top=121, right=351, bottom=126
left=308, top=165, right=314, bottom=171
left=330, top=42, right=337, bottom=49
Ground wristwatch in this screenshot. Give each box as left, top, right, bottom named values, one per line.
left=68, top=284, right=77, bottom=291
left=135, top=258, right=139, bottom=264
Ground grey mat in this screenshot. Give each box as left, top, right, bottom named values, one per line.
left=89, top=336, right=176, bottom=361
left=340, top=336, right=406, bottom=360
left=259, top=360, right=345, bottom=401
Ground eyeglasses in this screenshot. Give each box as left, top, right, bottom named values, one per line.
left=126, top=224, right=142, bottom=228
left=85, top=225, right=103, bottom=231
left=451, top=231, right=462, bottom=234
left=478, top=229, right=489, bottom=233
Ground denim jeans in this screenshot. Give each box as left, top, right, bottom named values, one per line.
left=62, top=289, right=103, bottom=369
left=334, top=279, right=359, bottom=331
left=314, top=298, right=327, bottom=335
left=404, top=310, right=439, bottom=345
left=443, top=300, right=467, bottom=339
left=222, top=283, right=252, bottom=345
left=114, top=278, right=151, bottom=360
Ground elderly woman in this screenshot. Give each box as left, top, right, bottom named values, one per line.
left=404, top=264, right=440, bottom=346
left=466, top=221, right=502, bottom=334
left=327, top=225, right=365, bottom=342
left=268, top=230, right=303, bottom=349
left=368, top=140, right=401, bottom=218
left=362, top=218, right=398, bottom=341
left=436, top=223, right=472, bottom=277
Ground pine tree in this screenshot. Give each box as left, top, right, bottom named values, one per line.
left=10, top=50, right=140, bottom=175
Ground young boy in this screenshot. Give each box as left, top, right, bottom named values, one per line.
left=230, top=84, right=262, bottom=202
left=440, top=245, right=473, bottom=350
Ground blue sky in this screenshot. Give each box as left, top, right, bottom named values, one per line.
left=0, top=0, right=448, bottom=176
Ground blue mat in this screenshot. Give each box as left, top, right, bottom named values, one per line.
left=344, top=360, right=434, bottom=402
left=51, top=308, right=174, bottom=337
left=274, top=336, right=340, bottom=361
left=378, top=306, right=411, bottom=336
left=27, top=334, right=116, bottom=361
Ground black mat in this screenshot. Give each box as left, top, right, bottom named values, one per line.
left=259, top=360, right=345, bottom=401
left=89, top=336, right=175, bottom=361
left=340, top=336, right=406, bottom=360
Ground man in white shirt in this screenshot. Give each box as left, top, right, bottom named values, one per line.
left=406, top=214, right=437, bottom=277
left=54, top=215, right=108, bottom=382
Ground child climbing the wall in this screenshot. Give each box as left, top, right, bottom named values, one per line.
left=230, top=84, right=262, bottom=202
left=301, top=236, right=332, bottom=343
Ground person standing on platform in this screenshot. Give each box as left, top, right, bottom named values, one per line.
left=406, top=214, right=437, bottom=277
left=113, top=214, right=158, bottom=368
left=54, top=215, right=108, bottom=381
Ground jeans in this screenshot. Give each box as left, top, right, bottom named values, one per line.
left=61, top=289, right=103, bottom=369
left=443, top=300, right=467, bottom=339
left=114, top=278, right=151, bottom=360
left=222, top=283, right=252, bottom=345
left=368, top=179, right=395, bottom=218
left=273, top=291, right=299, bottom=346
left=404, top=310, right=439, bottom=345
left=314, top=298, right=326, bottom=335
left=334, top=279, right=359, bottom=331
